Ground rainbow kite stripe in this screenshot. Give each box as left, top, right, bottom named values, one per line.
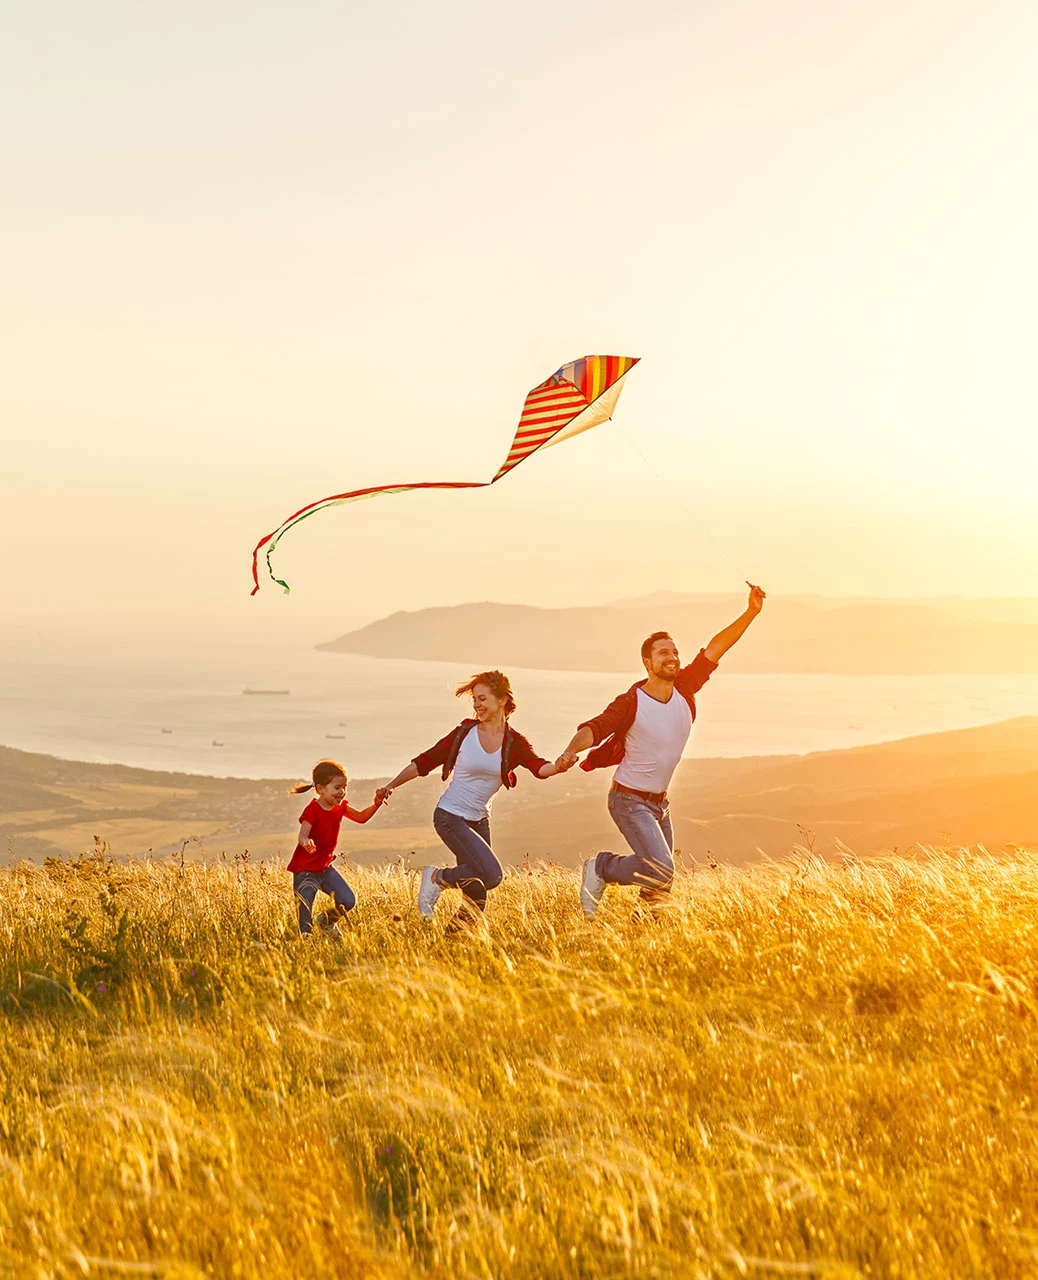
left=251, top=354, right=639, bottom=595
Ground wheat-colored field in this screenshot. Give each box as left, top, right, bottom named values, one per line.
left=2, top=849, right=1037, bottom=1279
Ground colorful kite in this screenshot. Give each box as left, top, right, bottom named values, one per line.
left=250, top=353, right=639, bottom=594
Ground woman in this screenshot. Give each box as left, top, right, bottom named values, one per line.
left=377, top=670, right=572, bottom=932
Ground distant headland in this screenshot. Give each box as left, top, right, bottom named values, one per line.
left=316, top=595, right=1038, bottom=676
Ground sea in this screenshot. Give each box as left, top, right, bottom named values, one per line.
left=2, top=618, right=1037, bottom=781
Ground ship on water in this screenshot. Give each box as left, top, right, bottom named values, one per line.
left=242, top=688, right=290, bottom=695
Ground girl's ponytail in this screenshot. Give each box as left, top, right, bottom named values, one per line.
left=288, top=759, right=347, bottom=797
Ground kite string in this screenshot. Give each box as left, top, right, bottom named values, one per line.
left=611, top=422, right=749, bottom=582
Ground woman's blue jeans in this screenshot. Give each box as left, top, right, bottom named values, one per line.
left=432, top=806, right=502, bottom=912
left=293, top=865, right=356, bottom=935
left=595, top=785, right=675, bottom=902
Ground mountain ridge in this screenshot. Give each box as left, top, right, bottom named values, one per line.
left=316, top=599, right=1038, bottom=675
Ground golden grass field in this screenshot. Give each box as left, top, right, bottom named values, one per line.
left=3, top=848, right=1038, bottom=1278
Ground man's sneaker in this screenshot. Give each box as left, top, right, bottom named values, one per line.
left=632, top=897, right=670, bottom=924
left=580, top=858, right=606, bottom=920
left=315, top=910, right=343, bottom=939
left=445, top=900, right=485, bottom=937
left=418, top=866, right=443, bottom=920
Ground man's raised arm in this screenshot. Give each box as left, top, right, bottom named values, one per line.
left=703, top=584, right=766, bottom=664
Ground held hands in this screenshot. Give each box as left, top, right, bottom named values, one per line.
left=374, top=786, right=392, bottom=806
left=554, top=749, right=579, bottom=773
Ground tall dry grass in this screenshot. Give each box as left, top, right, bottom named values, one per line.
left=2, top=847, right=1038, bottom=1278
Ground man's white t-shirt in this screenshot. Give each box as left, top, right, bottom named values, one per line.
left=437, top=727, right=503, bottom=821
left=612, top=687, right=692, bottom=795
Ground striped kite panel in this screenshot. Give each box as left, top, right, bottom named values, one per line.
left=491, top=378, right=588, bottom=481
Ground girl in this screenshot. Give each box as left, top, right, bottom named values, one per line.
left=288, top=759, right=383, bottom=936
left=376, top=671, right=572, bottom=933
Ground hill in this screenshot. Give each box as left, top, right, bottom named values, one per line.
left=316, top=599, right=1038, bottom=674
left=3, top=717, right=1036, bottom=866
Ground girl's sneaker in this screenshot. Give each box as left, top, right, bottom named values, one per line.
left=418, top=867, right=442, bottom=919
left=315, top=910, right=343, bottom=939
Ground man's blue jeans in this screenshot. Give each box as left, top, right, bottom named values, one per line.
left=432, top=806, right=502, bottom=912
left=595, top=785, right=675, bottom=901
left=293, top=865, right=356, bottom=935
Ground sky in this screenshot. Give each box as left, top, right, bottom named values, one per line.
left=4, top=0, right=1038, bottom=624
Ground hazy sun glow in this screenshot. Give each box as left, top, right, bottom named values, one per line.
left=4, top=0, right=1038, bottom=618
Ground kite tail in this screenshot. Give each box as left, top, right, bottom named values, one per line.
left=250, top=496, right=357, bottom=597
left=250, top=529, right=291, bottom=596
left=250, top=481, right=484, bottom=595
left=250, top=507, right=326, bottom=595
left=250, top=498, right=350, bottom=594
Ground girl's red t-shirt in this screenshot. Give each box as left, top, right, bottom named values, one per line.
left=288, top=799, right=348, bottom=873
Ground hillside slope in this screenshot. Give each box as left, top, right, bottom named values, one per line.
left=3, top=718, right=1036, bottom=865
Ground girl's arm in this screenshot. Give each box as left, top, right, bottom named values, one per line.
left=343, top=798, right=385, bottom=824
left=297, top=821, right=317, bottom=854
left=375, top=761, right=420, bottom=804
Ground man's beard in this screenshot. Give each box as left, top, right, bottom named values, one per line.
left=655, top=664, right=678, bottom=683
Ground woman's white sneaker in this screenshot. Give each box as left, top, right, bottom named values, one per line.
left=418, top=866, right=443, bottom=919
left=580, top=859, right=605, bottom=919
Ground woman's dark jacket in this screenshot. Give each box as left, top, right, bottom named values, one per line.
left=412, top=720, right=550, bottom=789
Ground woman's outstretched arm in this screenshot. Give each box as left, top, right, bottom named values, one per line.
left=375, top=761, right=420, bottom=804
left=510, top=728, right=573, bottom=780
left=536, top=758, right=574, bottom=779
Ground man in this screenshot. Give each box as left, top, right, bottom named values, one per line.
left=558, top=585, right=766, bottom=918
